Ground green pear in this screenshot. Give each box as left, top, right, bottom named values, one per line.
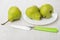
left=31, top=12, right=41, bottom=20
left=40, top=4, right=53, bottom=18
left=1, top=6, right=21, bottom=25
left=8, top=6, right=21, bottom=21
left=26, top=6, right=41, bottom=20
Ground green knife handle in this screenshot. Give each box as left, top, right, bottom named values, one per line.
left=33, top=26, right=58, bottom=33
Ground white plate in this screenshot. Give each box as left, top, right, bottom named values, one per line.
left=23, top=12, right=58, bottom=25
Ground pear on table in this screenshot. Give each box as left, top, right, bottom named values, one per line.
left=1, top=6, right=21, bottom=25
left=26, top=6, right=42, bottom=20
left=40, top=4, right=53, bottom=18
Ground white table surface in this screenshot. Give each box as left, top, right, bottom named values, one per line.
left=0, top=0, right=60, bottom=40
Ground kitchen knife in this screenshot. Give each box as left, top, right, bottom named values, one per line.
left=11, top=25, right=58, bottom=33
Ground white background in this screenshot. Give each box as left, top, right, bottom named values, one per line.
left=0, top=0, right=60, bottom=40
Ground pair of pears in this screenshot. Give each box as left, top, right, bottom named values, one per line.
left=26, top=4, right=53, bottom=20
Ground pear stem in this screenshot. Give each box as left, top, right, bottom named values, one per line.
left=1, top=20, right=9, bottom=25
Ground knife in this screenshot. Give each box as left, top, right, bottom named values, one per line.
left=11, top=25, right=58, bottom=33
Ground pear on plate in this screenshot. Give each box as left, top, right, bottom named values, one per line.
left=1, top=6, right=21, bottom=25
left=31, top=12, right=41, bottom=20
left=40, top=4, right=53, bottom=18
left=26, top=6, right=41, bottom=20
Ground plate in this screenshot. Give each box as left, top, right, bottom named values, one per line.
left=23, top=12, right=58, bottom=25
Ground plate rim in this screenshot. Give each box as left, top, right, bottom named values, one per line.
left=22, top=12, right=58, bottom=25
